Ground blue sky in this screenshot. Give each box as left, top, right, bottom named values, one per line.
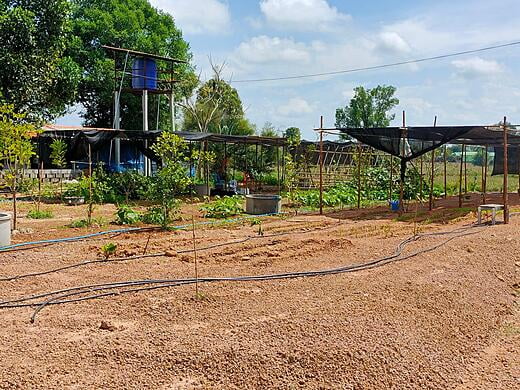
left=59, top=0, right=520, bottom=140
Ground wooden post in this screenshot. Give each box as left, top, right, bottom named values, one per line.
left=483, top=145, right=488, bottom=204
left=429, top=116, right=437, bottom=210
left=503, top=116, right=509, bottom=224
left=88, top=144, right=93, bottom=225
left=419, top=144, right=424, bottom=201
left=443, top=145, right=447, bottom=198
left=459, top=145, right=464, bottom=208
left=319, top=116, right=324, bottom=215
left=399, top=111, right=406, bottom=212
left=357, top=144, right=362, bottom=209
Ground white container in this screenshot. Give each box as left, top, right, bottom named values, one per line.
left=0, top=213, right=11, bottom=247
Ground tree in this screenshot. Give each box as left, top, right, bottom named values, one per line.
left=69, top=0, right=193, bottom=129
left=149, top=132, right=191, bottom=228
left=180, top=62, right=254, bottom=135
left=0, top=104, right=39, bottom=230
left=335, top=85, right=399, bottom=137
left=0, top=0, right=81, bottom=120
left=284, top=127, right=301, bottom=146
left=50, top=138, right=68, bottom=198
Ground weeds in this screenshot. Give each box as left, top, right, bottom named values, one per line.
left=26, top=209, right=53, bottom=219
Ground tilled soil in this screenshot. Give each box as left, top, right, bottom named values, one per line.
left=0, top=199, right=519, bottom=389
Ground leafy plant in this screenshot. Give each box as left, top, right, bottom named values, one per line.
left=69, top=217, right=106, bottom=228
left=27, top=209, right=53, bottom=219
left=200, top=195, right=244, bottom=219
left=101, top=242, right=117, bottom=260
left=115, top=204, right=141, bottom=225
left=147, top=133, right=191, bottom=228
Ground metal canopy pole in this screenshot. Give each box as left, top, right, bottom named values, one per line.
left=483, top=145, right=488, bottom=204
left=399, top=111, right=406, bottom=213
left=114, top=91, right=121, bottom=171
left=503, top=116, right=509, bottom=224
left=459, top=145, right=464, bottom=208
left=143, top=89, right=150, bottom=176
left=319, top=116, right=324, bottom=215
left=443, top=145, right=447, bottom=198
left=357, top=144, right=362, bottom=209
left=429, top=116, right=437, bottom=211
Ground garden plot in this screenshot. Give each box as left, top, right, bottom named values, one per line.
left=0, top=198, right=518, bottom=389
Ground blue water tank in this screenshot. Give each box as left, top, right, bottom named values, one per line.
left=131, top=57, right=157, bottom=90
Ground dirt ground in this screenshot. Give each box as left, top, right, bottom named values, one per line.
left=0, top=194, right=518, bottom=389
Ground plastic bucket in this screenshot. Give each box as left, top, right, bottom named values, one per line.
left=246, top=194, right=281, bottom=215
left=389, top=200, right=400, bottom=211
left=0, top=213, right=11, bottom=246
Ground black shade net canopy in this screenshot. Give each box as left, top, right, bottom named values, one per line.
left=40, top=127, right=287, bottom=162
left=340, top=125, right=520, bottom=162
left=336, top=125, right=520, bottom=178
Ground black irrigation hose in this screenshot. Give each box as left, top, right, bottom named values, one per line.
left=25, top=228, right=483, bottom=323
left=0, top=223, right=341, bottom=283
left=0, top=224, right=476, bottom=306
left=0, top=224, right=485, bottom=322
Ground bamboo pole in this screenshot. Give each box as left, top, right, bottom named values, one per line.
left=503, top=116, right=509, bottom=224
left=319, top=116, right=324, bottom=215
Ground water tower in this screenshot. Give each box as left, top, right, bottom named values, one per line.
left=103, top=46, right=187, bottom=175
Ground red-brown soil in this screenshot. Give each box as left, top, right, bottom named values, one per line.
left=0, top=195, right=518, bottom=389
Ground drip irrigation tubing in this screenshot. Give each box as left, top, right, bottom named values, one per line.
left=0, top=222, right=341, bottom=282
left=0, top=223, right=486, bottom=322
left=0, top=212, right=284, bottom=253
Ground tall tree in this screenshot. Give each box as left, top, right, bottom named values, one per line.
left=69, top=0, right=193, bottom=129
left=181, top=63, right=254, bottom=136
left=0, top=0, right=81, bottom=120
left=284, top=127, right=301, bottom=146
left=0, top=104, right=39, bottom=230
left=335, top=85, right=399, bottom=132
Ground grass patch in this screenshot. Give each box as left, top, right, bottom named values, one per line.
left=395, top=207, right=474, bottom=224
left=68, top=217, right=107, bottom=228
left=26, top=209, right=54, bottom=219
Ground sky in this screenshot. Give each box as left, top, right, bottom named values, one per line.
left=58, top=0, right=520, bottom=140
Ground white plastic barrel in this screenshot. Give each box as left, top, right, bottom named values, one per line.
left=0, top=213, right=11, bottom=246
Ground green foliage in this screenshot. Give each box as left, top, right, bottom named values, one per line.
left=0, top=0, right=80, bottom=120
left=69, top=0, right=193, bottom=129
left=115, top=204, right=141, bottom=225
left=49, top=139, right=67, bottom=168
left=284, top=127, right=301, bottom=146
left=27, top=209, right=53, bottom=219
left=0, top=104, right=40, bottom=229
left=101, top=242, right=117, bottom=260
left=147, top=133, right=191, bottom=228
left=69, top=216, right=106, bottom=228
left=200, top=196, right=244, bottom=219
left=182, top=75, right=253, bottom=135
left=336, top=85, right=399, bottom=139
left=109, top=170, right=152, bottom=201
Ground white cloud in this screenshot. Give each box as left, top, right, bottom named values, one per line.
left=235, top=36, right=311, bottom=64
left=377, top=31, right=411, bottom=54
left=260, top=0, right=351, bottom=31
left=278, top=97, right=313, bottom=116
left=150, top=0, right=230, bottom=34
left=452, top=57, right=504, bottom=78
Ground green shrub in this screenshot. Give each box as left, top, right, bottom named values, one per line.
left=69, top=217, right=106, bottom=228
left=115, top=204, right=141, bottom=225
left=200, top=195, right=244, bottom=218
left=27, top=209, right=53, bottom=219
left=101, top=242, right=117, bottom=260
